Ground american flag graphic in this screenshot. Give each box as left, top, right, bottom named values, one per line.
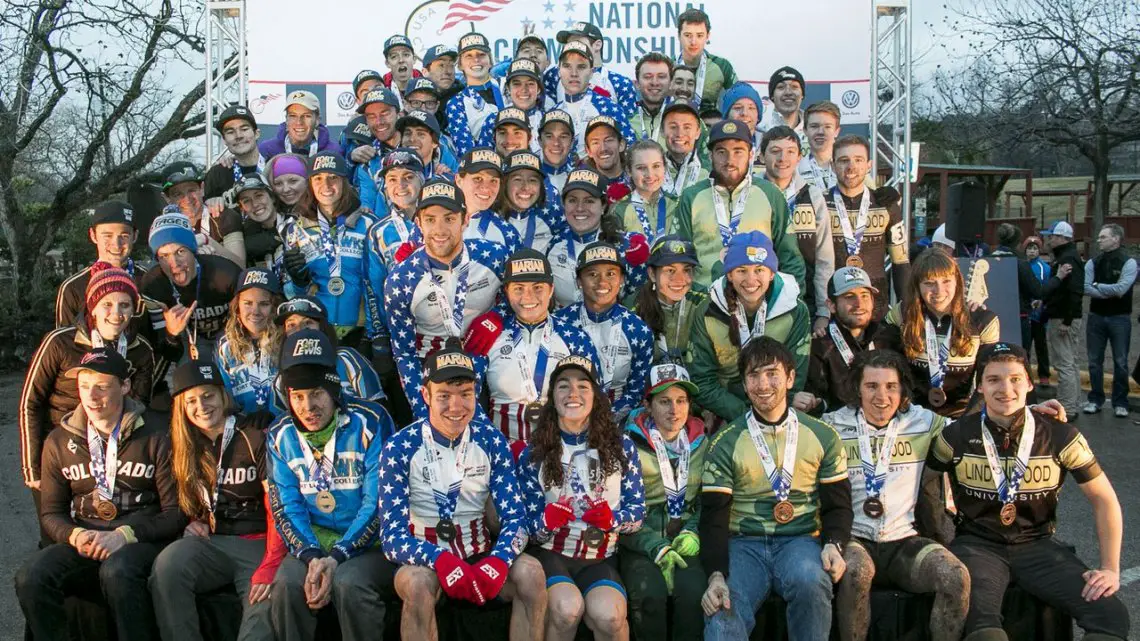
left=441, top=0, right=512, bottom=31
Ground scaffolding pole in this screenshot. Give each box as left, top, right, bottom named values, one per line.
left=871, top=0, right=913, bottom=234
left=204, top=0, right=247, bottom=162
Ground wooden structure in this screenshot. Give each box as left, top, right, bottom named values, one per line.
left=912, top=164, right=1034, bottom=244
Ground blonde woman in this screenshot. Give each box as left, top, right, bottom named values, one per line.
left=215, top=268, right=284, bottom=427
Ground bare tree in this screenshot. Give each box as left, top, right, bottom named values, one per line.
left=0, top=0, right=207, bottom=305
left=930, top=0, right=1140, bottom=228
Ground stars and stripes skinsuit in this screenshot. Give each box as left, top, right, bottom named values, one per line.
left=546, top=230, right=649, bottom=309
left=553, top=303, right=653, bottom=419
left=543, top=66, right=638, bottom=118
left=463, top=210, right=523, bottom=256
left=445, top=81, right=505, bottom=157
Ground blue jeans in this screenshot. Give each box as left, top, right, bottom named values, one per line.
left=705, top=535, right=832, bottom=641
left=1086, top=313, right=1132, bottom=408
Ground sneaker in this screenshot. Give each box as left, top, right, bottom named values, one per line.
left=1115, top=406, right=1129, bottom=418
left=1083, top=402, right=1102, bottom=414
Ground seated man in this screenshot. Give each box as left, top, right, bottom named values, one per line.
left=700, top=336, right=851, bottom=641
left=927, top=342, right=1130, bottom=641
left=824, top=349, right=969, bottom=641
left=267, top=329, right=398, bottom=641
left=380, top=341, right=546, bottom=640
left=16, top=348, right=186, bottom=640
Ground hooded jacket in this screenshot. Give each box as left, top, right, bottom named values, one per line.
left=39, top=398, right=186, bottom=544
left=1042, top=240, right=1085, bottom=325
left=258, top=122, right=343, bottom=159
left=20, top=322, right=154, bottom=484
left=687, top=273, right=810, bottom=421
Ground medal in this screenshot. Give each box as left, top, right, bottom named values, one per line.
left=96, top=499, right=118, bottom=521
left=665, top=517, right=683, bottom=538
left=846, top=255, right=864, bottom=268
left=316, top=490, right=337, bottom=513
left=583, top=526, right=606, bottom=547
left=328, top=276, right=345, bottom=295
left=928, top=387, right=947, bottom=407
left=999, top=503, right=1017, bottom=526
left=525, top=401, right=544, bottom=424
left=773, top=500, right=795, bottom=524
left=435, top=518, right=457, bottom=543
left=863, top=497, right=884, bottom=519
left=832, top=186, right=871, bottom=265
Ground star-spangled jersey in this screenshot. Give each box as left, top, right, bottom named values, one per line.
left=384, top=240, right=508, bottom=419
left=778, top=175, right=835, bottom=319
left=476, top=105, right=546, bottom=154
left=542, top=159, right=576, bottom=194
left=463, top=210, right=523, bottom=255
left=379, top=418, right=528, bottom=567
left=553, top=302, right=652, bottom=418
left=214, top=336, right=280, bottom=416
left=271, top=347, right=386, bottom=412
left=550, top=92, right=637, bottom=159
left=824, top=405, right=947, bottom=543
left=473, top=314, right=602, bottom=443
left=546, top=229, right=649, bottom=308
left=445, top=81, right=505, bottom=156
left=518, top=431, right=645, bottom=560
left=354, top=146, right=395, bottom=211
left=368, top=209, right=423, bottom=270
left=824, top=187, right=910, bottom=321
left=798, top=155, right=837, bottom=192
left=543, top=65, right=638, bottom=117
left=266, top=399, right=396, bottom=562
left=507, top=198, right=565, bottom=255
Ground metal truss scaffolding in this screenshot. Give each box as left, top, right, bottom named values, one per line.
left=204, top=0, right=247, bottom=162
left=871, top=0, right=913, bottom=228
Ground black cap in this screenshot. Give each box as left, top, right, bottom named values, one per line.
left=383, top=34, right=414, bottom=57
left=556, top=21, right=603, bottom=43
left=506, top=57, right=542, bottom=84
left=976, top=342, right=1031, bottom=382
left=539, top=109, right=575, bottom=135
left=707, top=119, right=753, bottom=149
left=234, top=173, right=272, bottom=196
left=171, top=360, right=224, bottom=397
left=357, top=87, right=400, bottom=113
left=504, top=150, right=542, bottom=175
left=492, top=107, right=530, bottom=131
left=65, top=347, right=132, bottom=380
left=423, top=44, right=457, bottom=67
left=549, top=354, right=597, bottom=385
left=235, top=267, right=282, bottom=297
left=504, top=249, right=553, bottom=284
left=309, top=152, right=350, bottom=178
left=562, top=167, right=606, bottom=199
left=88, top=200, right=135, bottom=229
left=404, top=77, right=440, bottom=99
left=517, top=33, right=545, bottom=51
left=161, top=162, right=203, bottom=192
left=662, top=100, right=700, bottom=121
left=768, top=66, right=805, bottom=97
left=584, top=115, right=620, bottom=139
left=395, top=110, right=442, bottom=139
left=576, top=241, right=623, bottom=273
left=459, top=147, right=504, bottom=175
left=418, top=177, right=465, bottom=212
left=281, top=329, right=337, bottom=372
left=558, top=40, right=593, bottom=62
left=214, top=104, right=257, bottom=133
left=352, top=69, right=384, bottom=95
left=343, top=116, right=375, bottom=145
left=424, top=340, right=478, bottom=383
left=275, top=296, right=327, bottom=325
left=380, top=147, right=426, bottom=178
left=648, top=235, right=699, bottom=268
left=458, top=32, right=491, bottom=55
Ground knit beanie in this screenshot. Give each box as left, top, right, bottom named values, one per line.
left=718, top=82, right=763, bottom=120
left=85, top=262, right=139, bottom=329
left=266, top=153, right=309, bottom=182
left=148, top=211, right=198, bottom=256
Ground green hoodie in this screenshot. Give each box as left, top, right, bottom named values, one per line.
left=684, top=51, right=737, bottom=116
left=687, top=273, right=811, bottom=420
left=672, top=176, right=805, bottom=290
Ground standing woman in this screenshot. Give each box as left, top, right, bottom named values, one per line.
left=458, top=147, right=523, bottom=254
left=633, top=235, right=707, bottom=363
left=518, top=356, right=646, bottom=641
left=888, top=248, right=999, bottom=418
left=620, top=364, right=707, bottom=641
left=503, top=150, right=564, bottom=255
left=235, top=174, right=289, bottom=271
left=612, top=141, right=678, bottom=244
left=149, top=361, right=278, bottom=641
left=215, top=268, right=285, bottom=424
left=265, top=153, right=309, bottom=218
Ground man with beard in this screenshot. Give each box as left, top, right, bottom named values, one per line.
left=259, top=90, right=342, bottom=158
left=660, top=101, right=709, bottom=198
left=798, top=101, right=842, bottom=192
left=484, top=107, right=535, bottom=158
left=204, top=104, right=265, bottom=211
left=630, top=53, right=673, bottom=145
left=673, top=119, right=805, bottom=290
left=717, top=83, right=764, bottom=173
left=445, top=33, right=503, bottom=156
left=758, top=66, right=807, bottom=154
left=583, top=115, right=631, bottom=203
left=339, top=69, right=386, bottom=164
left=675, top=8, right=737, bottom=115
left=670, top=66, right=698, bottom=107
left=351, top=87, right=402, bottom=194
left=543, top=21, right=638, bottom=116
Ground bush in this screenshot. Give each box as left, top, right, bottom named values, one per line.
left=0, top=274, right=63, bottom=372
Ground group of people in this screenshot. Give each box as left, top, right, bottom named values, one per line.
left=15, top=9, right=1131, bottom=641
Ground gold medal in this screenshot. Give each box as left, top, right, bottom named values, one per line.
left=845, top=254, right=864, bottom=268
left=316, top=490, right=337, bottom=514
left=999, top=503, right=1017, bottom=527
left=773, top=500, right=795, bottom=524
left=96, top=499, right=118, bottom=521
left=928, top=387, right=947, bottom=407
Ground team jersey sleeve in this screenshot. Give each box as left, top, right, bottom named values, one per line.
left=364, top=219, right=391, bottom=339
left=760, top=181, right=806, bottom=292
left=446, top=92, right=477, bottom=157
left=331, top=423, right=383, bottom=562
left=701, top=426, right=738, bottom=495
left=808, top=188, right=835, bottom=319
left=924, top=422, right=960, bottom=473
left=620, top=232, right=649, bottom=295
left=339, top=348, right=385, bottom=402
left=19, top=331, right=65, bottom=484
left=379, top=431, right=446, bottom=567
left=562, top=323, right=603, bottom=372
left=788, top=303, right=812, bottom=393
left=613, top=434, right=646, bottom=533
left=672, top=186, right=695, bottom=241
left=485, top=428, right=528, bottom=565
left=542, top=67, right=559, bottom=104
left=610, top=72, right=639, bottom=117
left=266, top=431, right=323, bottom=560
left=214, top=339, right=236, bottom=398
left=687, top=308, right=749, bottom=421
left=619, top=446, right=674, bottom=562
left=38, top=433, right=78, bottom=544
left=1050, top=417, right=1102, bottom=483
left=613, top=314, right=652, bottom=417
left=128, top=433, right=189, bottom=542
left=516, top=446, right=551, bottom=540
left=384, top=261, right=430, bottom=419
left=816, top=420, right=849, bottom=484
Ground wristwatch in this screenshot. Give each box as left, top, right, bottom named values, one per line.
left=825, top=539, right=844, bottom=556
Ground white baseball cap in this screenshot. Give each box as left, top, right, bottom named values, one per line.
left=285, top=90, right=320, bottom=113
left=932, top=223, right=954, bottom=249
left=1040, top=221, right=1074, bottom=239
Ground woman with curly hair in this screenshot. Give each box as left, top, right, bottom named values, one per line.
left=518, top=355, right=646, bottom=641
left=886, top=248, right=999, bottom=418
left=214, top=268, right=284, bottom=427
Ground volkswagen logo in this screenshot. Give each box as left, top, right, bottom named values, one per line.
left=337, top=91, right=356, bottom=111
left=841, top=90, right=860, bottom=109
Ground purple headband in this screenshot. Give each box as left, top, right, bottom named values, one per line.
left=270, top=155, right=308, bottom=179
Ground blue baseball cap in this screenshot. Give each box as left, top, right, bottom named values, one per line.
left=723, top=231, right=778, bottom=273
left=423, top=44, right=457, bottom=68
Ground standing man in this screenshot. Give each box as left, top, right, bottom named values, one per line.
left=700, top=336, right=852, bottom=640
left=1041, top=220, right=1085, bottom=418
left=583, top=115, right=630, bottom=199
left=352, top=87, right=404, bottom=202
left=717, top=82, right=763, bottom=171
left=758, top=66, right=807, bottom=153
left=204, top=104, right=264, bottom=204
left=259, top=90, right=342, bottom=158
left=423, top=45, right=460, bottom=133
left=445, top=33, right=503, bottom=157
left=1083, top=223, right=1137, bottom=418
left=544, top=21, right=638, bottom=116
left=382, top=35, right=421, bottom=106
left=538, top=109, right=577, bottom=192
left=673, top=119, right=805, bottom=290
left=550, top=41, right=636, bottom=159
left=660, top=101, right=709, bottom=198
left=161, top=162, right=245, bottom=266
left=630, top=53, right=674, bottom=145
left=798, top=101, right=842, bottom=192
left=675, top=8, right=737, bottom=116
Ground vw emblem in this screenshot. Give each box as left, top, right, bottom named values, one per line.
left=337, top=91, right=355, bottom=111
left=841, top=90, right=860, bottom=109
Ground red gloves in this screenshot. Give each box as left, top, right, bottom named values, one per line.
left=463, top=311, right=504, bottom=357
left=473, top=556, right=510, bottom=601
left=625, top=233, right=650, bottom=267
left=582, top=500, right=615, bottom=532
left=606, top=181, right=632, bottom=204
left=394, top=241, right=419, bottom=263
left=542, top=501, right=575, bottom=532
left=435, top=551, right=485, bottom=605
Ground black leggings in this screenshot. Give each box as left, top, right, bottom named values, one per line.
left=1021, top=318, right=1050, bottom=379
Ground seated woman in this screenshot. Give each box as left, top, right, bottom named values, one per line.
left=632, top=235, right=706, bottom=363
left=518, top=356, right=646, bottom=641
left=215, top=268, right=284, bottom=426
left=149, top=360, right=281, bottom=640
left=888, top=248, right=999, bottom=418
left=620, top=363, right=707, bottom=641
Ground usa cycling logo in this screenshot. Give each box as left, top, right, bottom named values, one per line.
left=842, top=90, right=860, bottom=109
left=337, top=92, right=356, bottom=111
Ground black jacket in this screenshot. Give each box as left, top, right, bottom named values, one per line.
left=54, top=263, right=151, bottom=329
left=1042, top=241, right=1084, bottom=325
left=991, top=246, right=1043, bottom=317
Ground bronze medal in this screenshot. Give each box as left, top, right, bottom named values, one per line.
left=328, top=277, right=346, bottom=296
left=96, top=499, right=118, bottom=521
left=773, top=500, right=795, bottom=524
left=525, top=401, right=544, bottom=424
left=316, top=490, right=337, bottom=514
left=928, top=387, right=947, bottom=407
left=845, top=254, right=864, bottom=268
left=583, top=526, right=606, bottom=547
left=999, top=503, right=1017, bottom=527
left=665, top=517, right=684, bottom=539
left=435, top=518, right=457, bottom=543
left=863, top=497, right=885, bottom=519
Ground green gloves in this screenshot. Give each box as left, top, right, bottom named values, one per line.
left=656, top=548, right=688, bottom=594
left=672, top=531, right=700, bottom=557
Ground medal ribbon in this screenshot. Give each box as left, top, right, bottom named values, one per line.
left=709, top=178, right=750, bottom=246
left=565, top=229, right=599, bottom=263
left=171, top=262, right=202, bottom=359
left=86, top=418, right=123, bottom=502
left=745, top=410, right=799, bottom=502
left=580, top=306, right=625, bottom=392
left=732, top=299, right=768, bottom=348
left=284, top=137, right=318, bottom=157
left=232, top=156, right=267, bottom=183
left=294, top=420, right=339, bottom=493
left=420, top=420, right=472, bottom=521
left=979, top=408, right=1036, bottom=505
left=316, top=214, right=346, bottom=280
left=855, top=410, right=904, bottom=500
left=833, top=187, right=871, bottom=259
left=565, top=449, right=604, bottom=514
left=200, top=416, right=237, bottom=516
left=665, top=154, right=702, bottom=197
left=828, top=322, right=857, bottom=366
left=426, top=249, right=472, bottom=338
left=647, top=420, right=690, bottom=520
left=923, top=317, right=953, bottom=389
left=512, top=320, right=553, bottom=403
left=631, top=192, right=668, bottom=240
left=91, top=332, right=129, bottom=358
